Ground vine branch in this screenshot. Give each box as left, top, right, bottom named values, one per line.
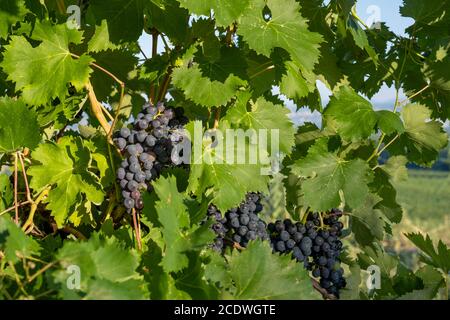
left=14, top=152, right=19, bottom=224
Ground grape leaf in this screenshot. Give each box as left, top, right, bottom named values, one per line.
left=28, top=136, right=104, bottom=228
left=224, top=94, right=295, bottom=154
left=397, top=265, right=445, bottom=300
left=146, top=0, right=189, bottom=44
left=87, top=20, right=119, bottom=53
left=0, top=97, right=40, bottom=153
left=279, top=61, right=310, bottom=101
left=177, top=0, right=250, bottom=27
left=0, top=173, right=13, bottom=212
left=376, top=111, right=405, bottom=135
left=351, top=194, right=386, bottom=246
left=238, top=0, right=323, bottom=73
left=291, top=142, right=373, bottom=211
left=153, top=175, right=215, bottom=273
left=381, top=156, right=408, bottom=183
left=186, top=121, right=269, bottom=212
left=54, top=234, right=147, bottom=299
left=260, top=173, right=288, bottom=222
left=347, top=15, right=379, bottom=65
left=1, top=21, right=93, bottom=105
left=405, top=232, right=450, bottom=273
left=85, top=279, right=149, bottom=300
left=172, top=47, right=247, bottom=108
left=0, top=217, right=40, bottom=263
left=391, top=104, right=448, bottom=166
left=370, top=169, right=403, bottom=224
left=203, top=251, right=232, bottom=287
left=0, top=0, right=27, bottom=39
left=227, top=241, right=319, bottom=299
left=87, top=0, right=144, bottom=43
left=324, top=86, right=377, bottom=141
left=424, top=54, right=450, bottom=91
left=400, top=0, right=448, bottom=22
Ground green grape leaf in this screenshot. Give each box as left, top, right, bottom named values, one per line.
left=347, top=15, right=378, bottom=65
left=87, top=0, right=144, bottom=43
left=172, top=47, right=247, bottom=108
left=246, top=52, right=276, bottom=96
left=177, top=0, right=250, bottom=27
left=0, top=97, right=40, bottom=153
left=400, top=0, right=448, bottom=22
left=153, top=175, right=215, bottom=273
left=279, top=61, right=310, bottom=101
left=187, top=121, right=269, bottom=212
left=89, top=49, right=138, bottom=101
left=260, top=173, right=288, bottom=222
left=54, top=234, right=148, bottom=299
left=392, top=104, right=448, bottom=166
left=291, top=142, right=373, bottom=211
left=324, top=86, right=377, bottom=141
left=173, top=253, right=219, bottom=299
left=424, top=55, right=450, bottom=92
left=405, top=232, right=450, bottom=273
left=85, top=279, right=149, bottom=300
left=1, top=21, right=93, bottom=105
left=224, top=94, right=295, bottom=154
left=146, top=0, right=190, bottom=44
left=0, top=0, right=27, bottom=39
left=0, top=173, right=13, bottom=212
left=339, top=264, right=362, bottom=300
left=397, top=265, right=445, bottom=300
left=87, top=20, right=119, bottom=53
left=0, top=217, right=40, bottom=263
left=376, top=111, right=405, bottom=135
left=351, top=194, right=386, bottom=246
left=28, top=137, right=104, bottom=228
left=203, top=251, right=232, bottom=287
left=381, top=156, right=408, bottom=183
left=228, top=241, right=319, bottom=299
left=238, top=0, right=323, bottom=73
left=370, top=169, right=403, bottom=224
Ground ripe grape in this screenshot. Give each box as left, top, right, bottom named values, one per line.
left=205, top=193, right=269, bottom=251
left=268, top=210, right=346, bottom=298
left=114, top=101, right=189, bottom=214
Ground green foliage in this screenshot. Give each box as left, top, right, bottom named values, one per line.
left=1, top=21, right=93, bottom=105
left=28, top=137, right=104, bottom=227
left=227, top=241, right=320, bottom=299
left=0, top=97, right=40, bottom=152
left=0, top=0, right=448, bottom=301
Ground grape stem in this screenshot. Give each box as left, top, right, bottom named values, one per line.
left=13, top=152, right=19, bottom=224
left=311, top=278, right=337, bottom=300
left=157, top=67, right=173, bottom=102
left=85, top=81, right=112, bottom=137
left=62, top=225, right=87, bottom=240
left=22, top=187, right=51, bottom=233
left=149, top=29, right=159, bottom=103
left=0, top=200, right=31, bottom=216
left=213, top=107, right=221, bottom=129
left=132, top=208, right=142, bottom=251
left=27, top=261, right=57, bottom=284
left=107, top=83, right=126, bottom=141
left=18, top=152, right=32, bottom=203
left=398, top=84, right=430, bottom=106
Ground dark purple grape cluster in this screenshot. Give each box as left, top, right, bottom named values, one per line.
left=207, top=193, right=270, bottom=251
left=113, top=102, right=188, bottom=213
left=268, top=210, right=346, bottom=297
